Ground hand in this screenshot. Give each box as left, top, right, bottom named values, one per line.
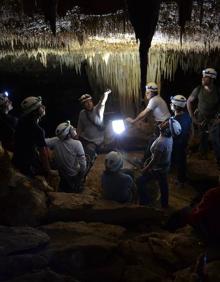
left=141, top=165, right=150, bottom=175
left=104, top=89, right=111, bottom=95
left=126, top=117, right=135, bottom=124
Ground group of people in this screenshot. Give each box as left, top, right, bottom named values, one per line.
left=101, top=67, right=220, bottom=246
left=102, top=82, right=185, bottom=208
left=0, top=68, right=220, bottom=208
left=0, top=89, right=112, bottom=192
left=103, top=67, right=220, bottom=211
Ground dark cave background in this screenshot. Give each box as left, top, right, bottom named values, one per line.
left=0, top=63, right=219, bottom=136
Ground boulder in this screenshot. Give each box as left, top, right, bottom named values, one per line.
left=0, top=226, right=50, bottom=281
left=0, top=175, right=48, bottom=226
left=39, top=221, right=126, bottom=242
left=47, top=193, right=165, bottom=226
left=4, top=269, right=77, bottom=282
left=39, top=222, right=126, bottom=282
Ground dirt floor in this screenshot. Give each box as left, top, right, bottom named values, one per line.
left=86, top=149, right=220, bottom=211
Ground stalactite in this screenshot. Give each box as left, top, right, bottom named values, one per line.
left=1, top=41, right=220, bottom=117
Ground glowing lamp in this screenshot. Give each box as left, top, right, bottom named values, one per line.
left=4, top=91, right=8, bottom=97
left=112, top=119, right=125, bottom=135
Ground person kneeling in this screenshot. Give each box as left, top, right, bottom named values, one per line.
left=46, top=121, right=87, bottom=193
left=101, top=151, right=136, bottom=203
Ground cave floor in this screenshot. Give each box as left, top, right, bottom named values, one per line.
left=85, top=149, right=219, bottom=211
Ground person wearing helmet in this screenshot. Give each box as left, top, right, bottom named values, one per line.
left=126, top=82, right=171, bottom=165
left=12, top=96, right=57, bottom=177
left=45, top=121, right=87, bottom=192
left=77, top=89, right=111, bottom=165
left=126, top=82, right=170, bottom=126
left=101, top=151, right=135, bottom=203
left=170, top=95, right=192, bottom=186
left=0, top=91, right=17, bottom=151
left=187, top=68, right=220, bottom=164
left=136, top=118, right=181, bottom=208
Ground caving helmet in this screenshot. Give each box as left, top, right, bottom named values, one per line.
left=55, top=120, right=76, bottom=140
left=170, top=95, right=187, bottom=108
left=145, top=82, right=158, bottom=93
left=21, top=96, right=43, bottom=115
left=79, top=94, right=92, bottom=104
left=105, top=151, right=123, bottom=172
left=202, top=68, right=217, bottom=79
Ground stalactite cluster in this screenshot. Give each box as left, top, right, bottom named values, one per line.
left=1, top=39, right=220, bottom=116
left=0, top=1, right=220, bottom=115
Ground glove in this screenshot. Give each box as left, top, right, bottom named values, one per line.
left=104, top=89, right=111, bottom=95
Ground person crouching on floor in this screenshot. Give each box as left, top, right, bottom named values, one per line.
left=101, top=151, right=136, bottom=203
left=46, top=121, right=87, bottom=193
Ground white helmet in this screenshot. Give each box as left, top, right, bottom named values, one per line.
left=169, top=117, right=182, bottom=137
left=0, top=92, right=9, bottom=106
left=79, top=94, right=92, bottom=104
left=146, top=82, right=158, bottom=93
left=202, top=68, right=217, bottom=79
left=159, top=117, right=181, bottom=137
left=170, top=95, right=187, bottom=108
left=105, top=151, right=123, bottom=172
left=21, top=96, right=43, bottom=114
left=56, top=120, right=76, bottom=140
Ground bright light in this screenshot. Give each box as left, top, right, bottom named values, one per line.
left=4, top=91, right=8, bottom=97
left=112, top=119, right=125, bottom=135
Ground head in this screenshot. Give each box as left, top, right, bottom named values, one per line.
left=79, top=94, right=94, bottom=111
left=105, top=151, right=123, bottom=172
left=21, top=96, right=45, bottom=119
left=170, top=95, right=187, bottom=112
left=159, top=117, right=181, bottom=137
left=0, top=92, right=13, bottom=114
left=145, top=82, right=158, bottom=100
left=55, top=120, right=77, bottom=140
left=202, top=68, right=217, bottom=87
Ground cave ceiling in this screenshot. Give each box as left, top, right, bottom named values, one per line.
left=0, top=0, right=220, bottom=101
left=0, top=0, right=219, bottom=51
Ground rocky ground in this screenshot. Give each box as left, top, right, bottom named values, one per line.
left=0, top=140, right=220, bottom=282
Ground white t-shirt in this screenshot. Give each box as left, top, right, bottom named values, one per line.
left=77, top=102, right=105, bottom=145
left=45, top=137, right=86, bottom=177
left=147, top=95, right=171, bottom=122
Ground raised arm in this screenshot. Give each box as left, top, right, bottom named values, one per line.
left=96, top=89, right=111, bottom=118
left=100, top=89, right=111, bottom=106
